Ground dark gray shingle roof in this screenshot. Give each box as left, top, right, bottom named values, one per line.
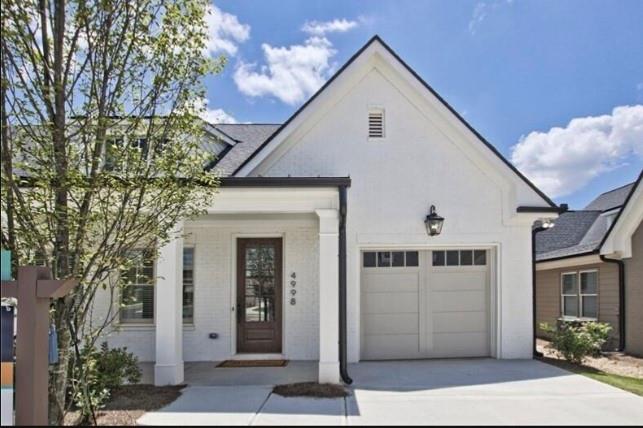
left=209, top=124, right=280, bottom=176
left=584, top=183, right=634, bottom=211
left=536, top=181, right=637, bottom=262
left=535, top=211, right=601, bottom=261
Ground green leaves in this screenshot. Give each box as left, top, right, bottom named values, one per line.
left=542, top=321, right=612, bottom=364
left=2, top=0, right=221, bottom=422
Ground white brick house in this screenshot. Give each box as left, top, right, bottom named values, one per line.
left=94, top=36, right=559, bottom=385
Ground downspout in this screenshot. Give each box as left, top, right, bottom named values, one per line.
left=532, top=224, right=548, bottom=358
left=338, top=185, right=353, bottom=384
left=600, top=255, right=625, bottom=352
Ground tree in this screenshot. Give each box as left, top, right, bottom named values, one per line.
left=1, top=0, right=222, bottom=423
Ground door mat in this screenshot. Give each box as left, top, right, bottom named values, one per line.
left=217, top=360, right=289, bottom=368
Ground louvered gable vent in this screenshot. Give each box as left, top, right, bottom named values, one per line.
left=368, top=109, right=384, bottom=138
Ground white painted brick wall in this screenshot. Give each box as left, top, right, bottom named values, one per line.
left=92, top=216, right=320, bottom=362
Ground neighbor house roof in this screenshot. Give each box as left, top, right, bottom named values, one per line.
left=205, top=124, right=280, bottom=176
left=584, top=183, right=635, bottom=212
left=536, top=181, right=637, bottom=262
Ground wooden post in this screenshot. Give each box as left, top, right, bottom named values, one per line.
left=1, top=266, right=78, bottom=426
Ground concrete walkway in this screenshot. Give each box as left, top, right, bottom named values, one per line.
left=138, top=359, right=643, bottom=425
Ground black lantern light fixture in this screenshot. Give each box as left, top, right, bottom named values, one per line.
left=424, top=205, right=444, bottom=236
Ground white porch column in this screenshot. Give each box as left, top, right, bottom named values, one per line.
left=316, top=209, right=340, bottom=384
left=154, top=222, right=184, bottom=385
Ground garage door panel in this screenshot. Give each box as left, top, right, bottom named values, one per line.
left=431, top=271, right=487, bottom=291
left=363, top=313, right=419, bottom=335
left=361, top=249, right=490, bottom=361
left=433, top=311, right=486, bottom=334
left=362, top=334, right=422, bottom=360
left=362, top=272, right=419, bottom=293
left=430, top=332, right=489, bottom=358
left=364, top=292, right=418, bottom=314
left=431, top=290, right=486, bottom=312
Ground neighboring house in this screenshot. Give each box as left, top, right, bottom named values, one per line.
left=535, top=173, right=643, bottom=355
left=94, top=36, right=560, bottom=386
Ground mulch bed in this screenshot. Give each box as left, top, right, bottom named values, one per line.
left=273, top=382, right=349, bottom=398
left=64, top=384, right=184, bottom=426
left=537, top=339, right=643, bottom=379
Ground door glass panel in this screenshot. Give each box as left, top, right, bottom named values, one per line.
left=244, top=244, right=276, bottom=322
left=392, top=251, right=405, bottom=267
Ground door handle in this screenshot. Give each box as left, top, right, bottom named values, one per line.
left=236, top=302, right=242, bottom=323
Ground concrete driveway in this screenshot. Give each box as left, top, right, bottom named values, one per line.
left=138, top=359, right=643, bottom=425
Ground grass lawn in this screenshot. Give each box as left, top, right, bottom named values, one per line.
left=540, top=357, right=643, bottom=397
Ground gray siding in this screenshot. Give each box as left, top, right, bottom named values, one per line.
left=536, top=262, right=620, bottom=350
left=625, top=221, right=643, bottom=356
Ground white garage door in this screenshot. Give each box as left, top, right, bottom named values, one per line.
left=361, top=249, right=490, bottom=360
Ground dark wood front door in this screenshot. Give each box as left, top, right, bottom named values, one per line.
left=237, top=238, right=282, bottom=353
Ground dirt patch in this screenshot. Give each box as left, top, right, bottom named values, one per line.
left=273, top=382, right=349, bottom=398
left=64, top=384, right=184, bottom=426
left=538, top=339, right=643, bottom=379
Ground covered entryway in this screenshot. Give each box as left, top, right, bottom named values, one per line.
left=361, top=249, right=491, bottom=360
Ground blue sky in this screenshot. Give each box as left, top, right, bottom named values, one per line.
left=203, top=0, right=643, bottom=209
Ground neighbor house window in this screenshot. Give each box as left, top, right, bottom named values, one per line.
left=561, top=270, right=598, bottom=319
left=120, top=250, right=155, bottom=323
left=183, top=247, right=195, bottom=323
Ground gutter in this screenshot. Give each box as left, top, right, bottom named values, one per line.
left=338, top=186, right=353, bottom=384
left=600, top=255, right=626, bottom=351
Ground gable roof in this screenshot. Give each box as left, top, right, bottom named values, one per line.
left=230, top=35, right=556, bottom=208
left=536, top=177, right=641, bottom=262
left=206, top=124, right=280, bottom=176
left=599, top=170, right=643, bottom=257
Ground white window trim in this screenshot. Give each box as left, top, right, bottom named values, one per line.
left=579, top=269, right=599, bottom=319
left=560, top=270, right=598, bottom=321
left=119, top=249, right=156, bottom=326
left=183, top=246, right=195, bottom=325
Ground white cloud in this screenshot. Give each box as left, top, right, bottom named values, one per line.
left=205, top=4, right=250, bottom=56
left=468, top=0, right=513, bottom=34
left=233, top=36, right=336, bottom=105
left=511, top=105, right=643, bottom=198
left=233, top=18, right=358, bottom=105
left=301, top=18, right=358, bottom=36
left=193, top=97, right=237, bottom=124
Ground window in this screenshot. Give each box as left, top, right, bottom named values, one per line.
left=432, top=250, right=487, bottom=267
left=363, top=251, right=419, bottom=268
left=561, top=270, right=598, bottom=319
left=368, top=109, right=385, bottom=138
left=183, top=248, right=195, bottom=324
left=120, top=250, right=155, bottom=323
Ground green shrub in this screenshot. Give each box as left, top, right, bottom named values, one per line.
left=540, top=321, right=611, bottom=364
left=69, top=342, right=141, bottom=421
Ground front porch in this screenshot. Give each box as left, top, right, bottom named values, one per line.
left=152, top=178, right=350, bottom=386
left=141, top=361, right=318, bottom=386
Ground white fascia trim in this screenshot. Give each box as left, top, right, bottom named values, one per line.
left=205, top=187, right=339, bottom=214
left=600, top=180, right=643, bottom=259
left=536, top=254, right=602, bottom=271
